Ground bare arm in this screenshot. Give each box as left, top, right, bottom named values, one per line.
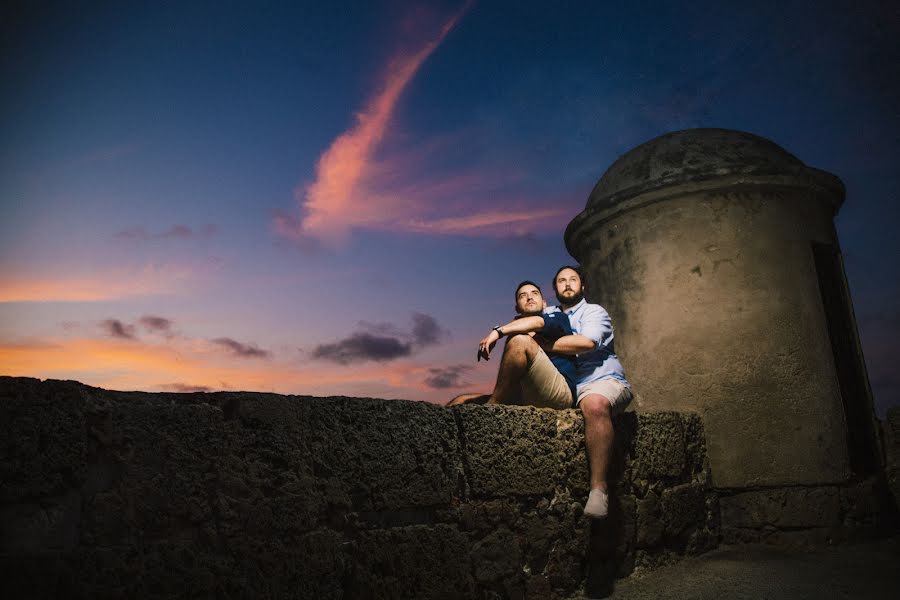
left=536, top=333, right=596, bottom=355
left=477, top=315, right=545, bottom=361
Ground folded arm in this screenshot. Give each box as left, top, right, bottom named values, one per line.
left=537, top=304, right=609, bottom=355
left=536, top=333, right=596, bottom=355
left=477, top=315, right=545, bottom=361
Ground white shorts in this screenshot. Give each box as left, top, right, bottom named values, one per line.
left=576, top=378, right=633, bottom=415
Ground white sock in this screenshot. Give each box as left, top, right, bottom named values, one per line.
left=584, top=488, right=609, bottom=518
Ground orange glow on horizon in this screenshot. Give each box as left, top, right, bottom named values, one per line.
left=0, top=265, right=195, bottom=303
left=0, top=337, right=487, bottom=403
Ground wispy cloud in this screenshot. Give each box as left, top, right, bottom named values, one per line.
left=139, top=315, right=175, bottom=336
left=404, top=208, right=570, bottom=235
left=211, top=337, right=271, bottom=359
left=312, top=333, right=413, bottom=365
left=100, top=319, right=136, bottom=340
left=115, top=224, right=218, bottom=241
left=311, top=312, right=447, bottom=365
left=159, top=382, right=213, bottom=393
left=424, top=364, right=472, bottom=389
left=411, top=312, right=446, bottom=347
left=275, top=3, right=501, bottom=245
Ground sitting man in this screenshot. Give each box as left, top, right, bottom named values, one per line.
left=446, top=280, right=576, bottom=409
left=542, top=265, right=633, bottom=518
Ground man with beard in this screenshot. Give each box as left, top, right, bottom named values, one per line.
left=446, top=280, right=576, bottom=409
left=542, top=265, right=633, bottom=518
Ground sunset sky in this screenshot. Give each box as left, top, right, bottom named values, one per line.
left=1, top=1, right=898, bottom=413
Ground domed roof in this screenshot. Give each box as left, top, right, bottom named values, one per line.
left=586, top=128, right=821, bottom=212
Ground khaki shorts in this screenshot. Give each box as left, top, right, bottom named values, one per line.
left=577, top=378, right=633, bottom=415
left=519, top=349, right=574, bottom=409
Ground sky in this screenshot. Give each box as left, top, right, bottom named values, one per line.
left=1, top=1, right=898, bottom=414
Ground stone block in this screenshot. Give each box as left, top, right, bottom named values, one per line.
left=632, top=413, right=687, bottom=481
left=886, top=408, right=900, bottom=512
left=636, top=490, right=663, bottom=547
left=0, top=491, right=81, bottom=553
left=80, top=402, right=225, bottom=546
left=220, top=529, right=344, bottom=600
left=886, top=407, right=900, bottom=467
left=0, top=553, right=69, bottom=600
left=458, top=498, right=526, bottom=534
left=457, top=404, right=562, bottom=497
left=347, top=524, right=475, bottom=599
left=545, top=520, right=591, bottom=592
left=470, top=526, right=523, bottom=586
left=232, top=395, right=459, bottom=515
left=660, top=482, right=707, bottom=537
left=720, top=486, right=840, bottom=529
left=840, top=477, right=881, bottom=524
left=0, top=378, right=87, bottom=502
left=889, top=468, right=900, bottom=514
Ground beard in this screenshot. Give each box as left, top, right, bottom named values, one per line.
left=555, top=289, right=583, bottom=307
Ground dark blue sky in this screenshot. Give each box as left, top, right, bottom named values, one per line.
left=1, top=0, right=897, bottom=412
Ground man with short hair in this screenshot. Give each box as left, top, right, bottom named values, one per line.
left=541, top=265, right=633, bottom=518
left=447, top=280, right=576, bottom=409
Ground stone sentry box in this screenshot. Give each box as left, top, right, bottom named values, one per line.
left=565, top=128, right=880, bottom=492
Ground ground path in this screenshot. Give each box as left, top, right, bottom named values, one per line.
left=593, top=537, right=900, bottom=599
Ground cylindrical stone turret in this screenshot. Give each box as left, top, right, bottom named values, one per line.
left=565, top=128, right=878, bottom=489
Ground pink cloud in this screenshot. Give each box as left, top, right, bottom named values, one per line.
left=114, top=224, right=218, bottom=241
left=274, top=2, right=585, bottom=244
left=403, top=208, right=571, bottom=235
left=278, top=4, right=475, bottom=245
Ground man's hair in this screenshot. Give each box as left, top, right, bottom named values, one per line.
left=553, top=265, right=583, bottom=287
left=515, top=280, right=542, bottom=300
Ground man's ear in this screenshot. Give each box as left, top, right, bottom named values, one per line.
left=542, top=300, right=547, bottom=309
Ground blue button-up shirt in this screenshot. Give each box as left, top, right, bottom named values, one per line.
left=547, top=299, right=629, bottom=390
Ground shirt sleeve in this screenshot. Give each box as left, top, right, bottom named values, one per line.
left=576, top=304, right=612, bottom=348
left=538, top=312, right=572, bottom=340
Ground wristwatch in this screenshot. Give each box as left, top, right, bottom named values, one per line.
left=492, top=326, right=504, bottom=337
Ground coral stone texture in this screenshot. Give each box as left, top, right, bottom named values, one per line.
left=565, top=128, right=879, bottom=489
left=0, top=377, right=717, bottom=599
left=887, top=408, right=900, bottom=512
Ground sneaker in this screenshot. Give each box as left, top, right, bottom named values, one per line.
left=584, top=488, right=609, bottom=518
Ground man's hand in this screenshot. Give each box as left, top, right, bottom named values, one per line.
left=477, top=329, right=501, bottom=361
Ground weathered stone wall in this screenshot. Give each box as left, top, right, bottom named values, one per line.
left=0, top=377, right=717, bottom=599
left=718, top=477, right=895, bottom=546
left=886, top=407, right=900, bottom=513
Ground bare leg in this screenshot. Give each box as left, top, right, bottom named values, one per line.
left=446, top=393, right=490, bottom=407
left=580, top=393, right=614, bottom=517
left=487, top=334, right=541, bottom=404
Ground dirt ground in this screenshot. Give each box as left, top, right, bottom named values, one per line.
left=594, top=537, right=900, bottom=599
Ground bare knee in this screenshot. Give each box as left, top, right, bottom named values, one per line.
left=503, top=333, right=540, bottom=361
left=580, top=394, right=611, bottom=422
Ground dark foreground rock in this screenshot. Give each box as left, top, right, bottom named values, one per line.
left=0, top=377, right=717, bottom=599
